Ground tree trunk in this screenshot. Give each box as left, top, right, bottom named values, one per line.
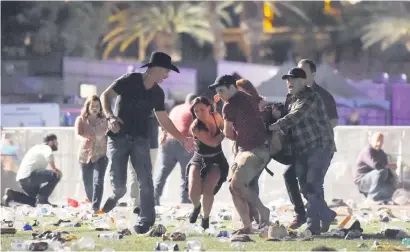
left=209, top=2, right=226, bottom=60
left=240, top=1, right=264, bottom=63
left=153, top=31, right=181, bottom=61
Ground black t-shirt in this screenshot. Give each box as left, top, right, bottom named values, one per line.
left=311, top=82, right=338, bottom=120
left=110, top=73, right=165, bottom=138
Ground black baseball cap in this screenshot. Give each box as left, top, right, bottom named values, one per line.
left=282, top=68, right=307, bottom=80
left=208, top=75, right=237, bottom=90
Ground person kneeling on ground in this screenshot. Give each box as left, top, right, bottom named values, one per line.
left=2, top=134, right=62, bottom=207
left=354, top=132, right=397, bottom=204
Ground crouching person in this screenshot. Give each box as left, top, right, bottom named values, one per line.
left=2, top=134, right=61, bottom=207
left=355, top=132, right=397, bottom=204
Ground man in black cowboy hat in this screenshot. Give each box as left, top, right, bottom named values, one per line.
left=100, top=52, right=195, bottom=234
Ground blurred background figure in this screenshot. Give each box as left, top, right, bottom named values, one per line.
left=1, top=132, right=21, bottom=196
left=2, top=134, right=61, bottom=207
left=153, top=93, right=196, bottom=206
left=346, top=110, right=360, bottom=125
left=75, top=95, right=108, bottom=213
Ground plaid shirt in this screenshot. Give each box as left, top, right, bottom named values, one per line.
left=273, top=87, right=336, bottom=155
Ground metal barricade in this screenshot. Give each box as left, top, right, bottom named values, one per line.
left=1, top=126, right=410, bottom=204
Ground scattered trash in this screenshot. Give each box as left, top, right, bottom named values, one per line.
left=230, top=234, right=255, bottom=243
left=185, top=240, right=202, bottom=251
left=357, top=243, right=368, bottom=248
left=23, top=224, right=33, bottom=231
left=98, top=233, right=123, bottom=240
left=28, top=241, right=48, bottom=251
left=230, top=242, right=245, bottom=251
left=170, top=232, right=186, bottom=241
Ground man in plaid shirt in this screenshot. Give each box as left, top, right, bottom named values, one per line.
left=269, top=68, right=337, bottom=235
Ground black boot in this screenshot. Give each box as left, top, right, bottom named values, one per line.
left=189, top=204, right=201, bottom=223
left=201, top=217, right=209, bottom=230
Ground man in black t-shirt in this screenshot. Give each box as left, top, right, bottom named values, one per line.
left=100, top=52, right=195, bottom=234
left=283, top=59, right=338, bottom=232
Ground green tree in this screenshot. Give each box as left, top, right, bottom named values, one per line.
left=231, top=1, right=311, bottom=63
left=360, top=2, right=410, bottom=52
left=102, top=1, right=233, bottom=61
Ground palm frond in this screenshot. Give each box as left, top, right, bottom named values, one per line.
left=277, top=2, right=312, bottom=23
left=119, top=25, right=154, bottom=52
left=102, top=27, right=126, bottom=44
left=103, top=36, right=125, bottom=59
left=361, top=17, right=410, bottom=51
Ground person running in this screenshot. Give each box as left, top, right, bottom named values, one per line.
left=100, top=52, right=194, bottom=234
left=186, top=96, right=229, bottom=230
left=210, top=75, right=271, bottom=234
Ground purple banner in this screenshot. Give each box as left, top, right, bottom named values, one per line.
left=343, top=81, right=387, bottom=125
left=392, top=84, right=410, bottom=125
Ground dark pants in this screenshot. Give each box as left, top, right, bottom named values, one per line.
left=284, top=164, right=306, bottom=218
left=294, top=148, right=334, bottom=231
left=103, top=135, right=155, bottom=227
left=358, top=169, right=396, bottom=201
left=154, top=139, right=192, bottom=204
left=80, top=156, right=108, bottom=210
left=8, top=169, right=61, bottom=206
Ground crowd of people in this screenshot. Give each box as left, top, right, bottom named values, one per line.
left=2, top=51, right=400, bottom=236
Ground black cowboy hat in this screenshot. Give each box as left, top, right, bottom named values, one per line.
left=140, top=52, right=180, bottom=73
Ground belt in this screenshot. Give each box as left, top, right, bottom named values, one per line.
left=195, top=151, right=222, bottom=157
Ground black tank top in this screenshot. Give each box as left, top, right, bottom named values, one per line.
left=195, top=114, right=223, bottom=155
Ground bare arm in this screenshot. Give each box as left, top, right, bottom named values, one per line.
left=223, top=121, right=236, bottom=141
left=155, top=111, right=185, bottom=143
left=101, top=85, right=118, bottom=118
left=191, top=127, right=224, bottom=148
left=74, top=117, right=92, bottom=140
left=214, top=112, right=225, bottom=130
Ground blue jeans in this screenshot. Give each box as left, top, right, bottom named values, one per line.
left=154, top=139, right=192, bottom=204
left=358, top=169, right=395, bottom=201
left=19, top=169, right=61, bottom=203
left=102, top=135, right=155, bottom=227
left=294, top=148, right=334, bottom=231
left=80, top=156, right=108, bottom=210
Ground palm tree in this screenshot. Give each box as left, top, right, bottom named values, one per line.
left=102, top=2, right=233, bottom=61
left=360, top=2, right=410, bottom=52
left=61, top=2, right=118, bottom=59
left=231, top=1, right=311, bottom=63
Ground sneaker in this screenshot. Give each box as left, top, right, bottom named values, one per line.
left=201, top=218, right=209, bottom=230
left=189, top=204, right=201, bottom=224
left=102, top=197, right=117, bottom=213
left=288, top=215, right=306, bottom=230
left=93, top=209, right=104, bottom=215
left=320, top=209, right=337, bottom=233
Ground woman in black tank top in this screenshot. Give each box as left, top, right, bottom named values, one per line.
left=185, top=97, right=229, bottom=230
